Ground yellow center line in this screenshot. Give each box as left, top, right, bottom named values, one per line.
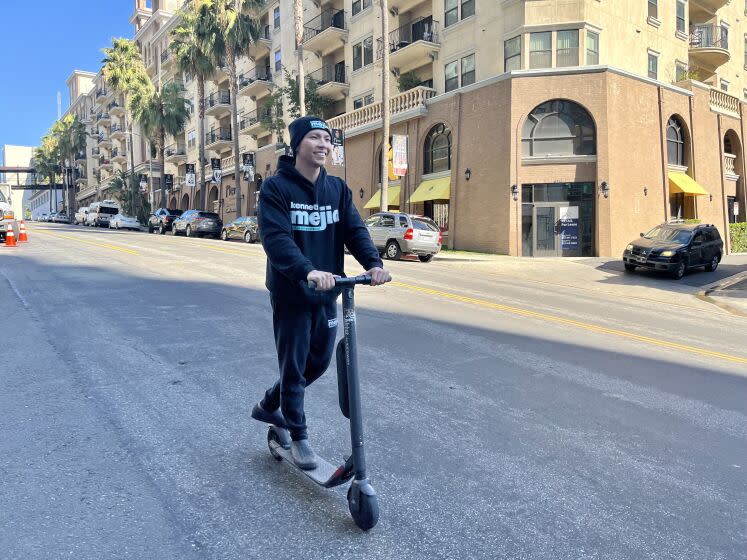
left=33, top=230, right=141, bottom=256
left=390, top=281, right=747, bottom=365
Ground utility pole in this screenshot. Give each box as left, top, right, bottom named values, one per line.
left=295, top=0, right=305, bottom=116
left=380, top=0, right=390, bottom=212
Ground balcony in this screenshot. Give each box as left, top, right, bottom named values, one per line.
left=75, top=151, right=87, bottom=164
left=111, top=148, right=127, bottom=164
left=378, top=18, right=440, bottom=75
left=689, top=0, right=729, bottom=24
left=709, top=88, right=740, bottom=118
left=308, top=64, right=348, bottom=101
left=689, top=25, right=730, bottom=75
left=205, top=126, right=233, bottom=151
left=165, top=143, right=188, bottom=163
left=99, top=156, right=113, bottom=170
left=160, top=49, right=174, bottom=70
left=303, top=9, right=347, bottom=57
left=327, top=85, right=435, bottom=132
left=239, top=66, right=274, bottom=100
left=91, top=147, right=100, bottom=157
left=110, top=124, right=127, bottom=141
left=248, top=25, right=272, bottom=60
left=239, top=107, right=272, bottom=138
left=95, top=87, right=108, bottom=101
left=97, top=112, right=111, bottom=125
left=205, top=89, right=232, bottom=118
left=109, top=98, right=125, bottom=117
left=98, top=134, right=112, bottom=148
left=724, top=153, right=740, bottom=181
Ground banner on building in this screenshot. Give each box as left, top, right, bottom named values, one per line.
left=559, top=206, right=580, bottom=250
left=330, top=128, right=345, bottom=167
left=185, top=164, right=196, bottom=187
left=242, top=152, right=255, bottom=180
left=391, top=135, right=408, bottom=177
left=164, top=174, right=174, bottom=191
left=138, top=174, right=148, bottom=193
left=211, top=158, right=222, bottom=184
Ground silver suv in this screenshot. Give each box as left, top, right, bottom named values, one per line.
left=364, top=212, right=442, bottom=262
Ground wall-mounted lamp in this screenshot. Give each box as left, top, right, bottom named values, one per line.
left=359, top=188, right=365, bottom=199
left=600, top=181, right=610, bottom=198
left=511, top=184, right=519, bottom=201
left=643, top=186, right=648, bottom=197
left=464, top=168, right=471, bottom=181
left=709, top=193, right=713, bottom=202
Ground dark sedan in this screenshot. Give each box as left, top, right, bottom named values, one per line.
left=221, top=216, right=259, bottom=243
left=148, top=208, right=183, bottom=234
left=622, top=223, right=723, bottom=279
left=171, top=210, right=223, bottom=238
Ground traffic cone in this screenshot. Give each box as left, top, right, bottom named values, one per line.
left=4, top=224, right=18, bottom=247
left=18, top=220, right=28, bottom=242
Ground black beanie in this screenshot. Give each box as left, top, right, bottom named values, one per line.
left=289, top=115, right=332, bottom=155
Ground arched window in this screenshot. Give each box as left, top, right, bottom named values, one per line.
left=666, top=116, right=686, bottom=166
left=424, top=123, right=451, bottom=174
left=522, top=100, right=596, bottom=158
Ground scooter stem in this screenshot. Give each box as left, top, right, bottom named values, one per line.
left=342, top=285, right=367, bottom=480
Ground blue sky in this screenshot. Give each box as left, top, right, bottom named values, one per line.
left=0, top=1, right=135, bottom=154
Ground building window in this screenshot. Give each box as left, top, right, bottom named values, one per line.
left=666, top=116, right=686, bottom=167
left=676, top=61, right=688, bottom=81
left=529, top=32, right=552, bottom=69
left=445, top=60, right=458, bottom=92
left=424, top=123, right=451, bottom=174
left=648, top=52, right=658, bottom=79
left=648, top=0, right=658, bottom=19
left=352, top=0, right=371, bottom=16
left=352, top=37, right=373, bottom=71
left=444, top=0, right=473, bottom=28
left=353, top=93, right=374, bottom=109
left=461, top=53, right=475, bottom=87
left=187, top=130, right=196, bottom=149
left=586, top=31, right=599, bottom=65
left=676, top=1, right=686, bottom=34
left=721, top=79, right=730, bottom=92
left=273, top=6, right=280, bottom=29
left=504, top=36, right=521, bottom=71
left=274, top=50, right=281, bottom=72
left=522, top=99, right=596, bottom=158
left=556, top=30, right=579, bottom=67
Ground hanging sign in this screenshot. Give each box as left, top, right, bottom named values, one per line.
left=211, top=158, right=222, bottom=184
left=391, top=134, right=408, bottom=177
left=331, top=128, right=345, bottom=167
left=242, top=152, right=256, bottom=180
left=164, top=174, right=174, bottom=191
left=185, top=164, right=196, bottom=187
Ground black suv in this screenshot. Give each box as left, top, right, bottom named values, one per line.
left=148, top=208, right=183, bottom=234
left=622, top=223, right=723, bottom=279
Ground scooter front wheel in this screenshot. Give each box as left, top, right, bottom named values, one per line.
left=347, top=483, right=379, bottom=531
left=267, top=429, right=283, bottom=461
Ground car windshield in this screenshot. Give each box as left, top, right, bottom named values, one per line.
left=198, top=212, right=219, bottom=219
left=412, top=218, right=439, bottom=232
left=167, top=209, right=182, bottom=216
left=0, top=191, right=6, bottom=203
left=100, top=207, right=118, bottom=215
left=642, top=226, right=692, bottom=244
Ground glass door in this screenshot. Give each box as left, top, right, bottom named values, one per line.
left=533, top=205, right=558, bottom=257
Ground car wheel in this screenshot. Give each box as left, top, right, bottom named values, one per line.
left=385, top=240, right=401, bottom=260
left=418, top=254, right=434, bottom=263
left=222, top=229, right=229, bottom=241
left=148, top=225, right=154, bottom=233
left=671, top=260, right=686, bottom=280
left=705, top=254, right=720, bottom=272
left=170, top=225, right=177, bottom=236
left=244, top=231, right=252, bottom=243
left=159, top=224, right=166, bottom=235
left=624, top=263, right=636, bottom=272
left=186, top=225, right=193, bottom=237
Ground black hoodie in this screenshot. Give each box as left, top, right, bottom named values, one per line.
left=258, top=155, right=383, bottom=305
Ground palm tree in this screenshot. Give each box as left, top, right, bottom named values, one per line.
left=33, top=134, right=60, bottom=213
left=171, top=0, right=218, bottom=210
left=102, top=38, right=153, bottom=212
left=130, top=82, right=191, bottom=208
left=103, top=169, right=131, bottom=214
left=211, top=0, right=263, bottom=217
left=52, top=114, right=87, bottom=216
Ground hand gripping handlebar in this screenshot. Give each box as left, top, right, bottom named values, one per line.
left=308, top=274, right=372, bottom=290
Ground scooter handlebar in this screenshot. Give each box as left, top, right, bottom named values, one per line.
left=307, top=274, right=372, bottom=290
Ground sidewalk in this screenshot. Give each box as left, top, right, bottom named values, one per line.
left=434, top=250, right=747, bottom=317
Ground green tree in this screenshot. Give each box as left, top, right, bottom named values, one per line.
left=171, top=0, right=219, bottom=210
left=52, top=114, right=87, bottom=216
left=131, top=82, right=191, bottom=208
left=33, top=134, right=60, bottom=213
left=211, top=0, right=263, bottom=216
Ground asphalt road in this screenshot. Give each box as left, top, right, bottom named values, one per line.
left=2, top=223, right=745, bottom=560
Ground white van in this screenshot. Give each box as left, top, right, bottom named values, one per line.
left=87, top=200, right=120, bottom=227
left=74, top=206, right=89, bottom=225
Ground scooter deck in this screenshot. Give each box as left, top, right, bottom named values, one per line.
left=268, top=440, right=353, bottom=488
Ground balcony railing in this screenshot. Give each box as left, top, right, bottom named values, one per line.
left=709, top=88, right=740, bottom=117
left=327, top=86, right=435, bottom=131
left=97, top=112, right=111, bottom=121
left=240, top=106, right=273, bottom=130
left=161, top=50, right=170, bottom=64
left=206, top=126, right=232, bottom=144
left=108, top=100, right=122, bottom=112
left=724, top=153, right=738, bottom=178
left=91, top=147, right=100, bottom=157
left=165, top=143, right=187, bottom=157
left=96, top=88, right=108, bottom=98
left=206, top=89, right=231, bottom=108
left=111, top=124, right=124, bottom=134
left=304, top=8, right=346, bottom=41
left=239, top=66, right=273, bottom=87
left=690, top=25, right=728, bottom=50
left=308, top=64, right=347, bottom=85
left=379, top=18, right=439, bottom=57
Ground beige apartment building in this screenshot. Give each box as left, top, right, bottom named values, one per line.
left=69, top=0, right=746, bottom=256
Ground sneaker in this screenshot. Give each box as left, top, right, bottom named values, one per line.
left=251, top=403, right=286, bottom=428
left=290, top=439, right=318, bottom=470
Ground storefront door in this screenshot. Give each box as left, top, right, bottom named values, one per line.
left=533, top=203, right=569, bottom=257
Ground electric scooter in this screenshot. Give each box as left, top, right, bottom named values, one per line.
left=265, top=274, right=379, bottom=531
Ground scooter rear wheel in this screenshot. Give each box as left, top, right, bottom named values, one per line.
left=267, top=429, right=283, bottom=461
left=347, top=484, right=379, bottom=531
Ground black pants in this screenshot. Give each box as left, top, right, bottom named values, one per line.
left=260, top=296, right=338, bottom=440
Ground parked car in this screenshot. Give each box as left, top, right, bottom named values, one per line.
left=171, top=210, right=223, bottom=238
left=622, top=222, right=723, bottom=279
left=52, top=212, right=70, bottom=224
left=109, top=213, right=142, bottom=230
left=221, top=215, right=259, bottom=243
left=148, top=207, right=183, bottom=234
left=86, top=200, right=120, bottom=227
left=74, top=207, right=89, bottom=225
left=364, top=212, right=442, bottom=262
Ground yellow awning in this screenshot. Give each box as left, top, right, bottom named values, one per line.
left=364, top=185, right=401, bottom=209
left=668, top=172, right=709, bottom=196
left=408, top=176, right=451, bottom=204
